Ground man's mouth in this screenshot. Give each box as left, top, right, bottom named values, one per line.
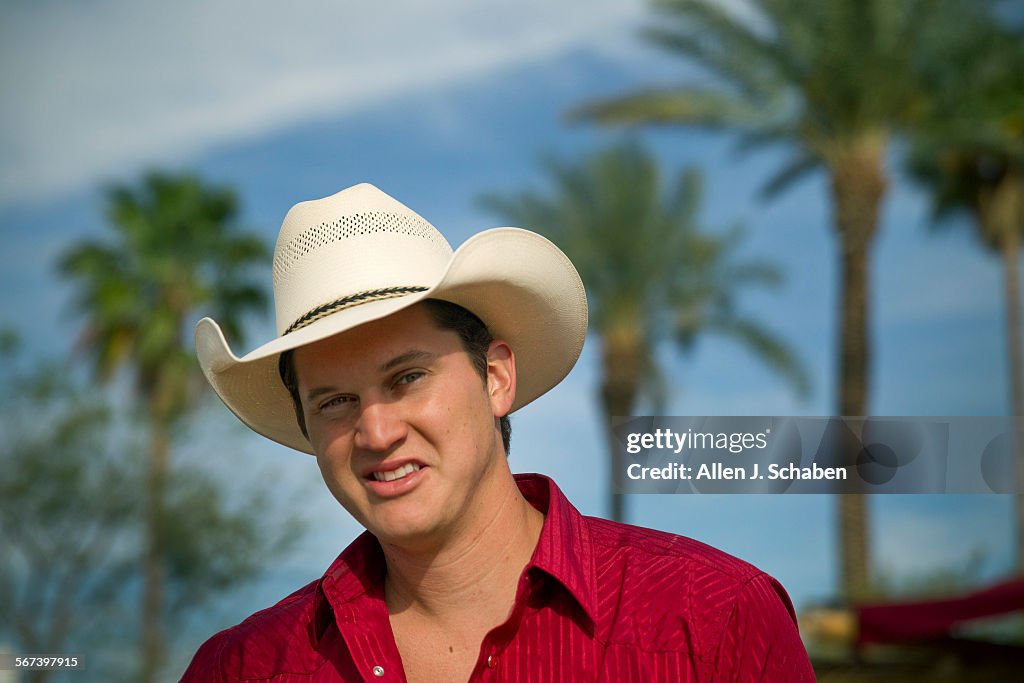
left=371, top=462, right=422, bottom=483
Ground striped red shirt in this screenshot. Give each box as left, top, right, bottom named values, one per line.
left=182, top=474, right=815, bottom=681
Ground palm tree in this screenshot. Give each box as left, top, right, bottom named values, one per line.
left=59, top=172, right=268, bottom=682
left=906, top=20, right=1024, bottom=570
left=482, top=142, right=807, bottom=523
left=573, top=0, right=984, bottom=601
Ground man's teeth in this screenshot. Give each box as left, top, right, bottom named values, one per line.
left=373, top=463, right=421, bottom=482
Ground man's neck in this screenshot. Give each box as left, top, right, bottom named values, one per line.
left=380, top=474, right=544, bottom=623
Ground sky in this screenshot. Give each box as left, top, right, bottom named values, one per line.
left=1, top=0, right=1018, bottom=675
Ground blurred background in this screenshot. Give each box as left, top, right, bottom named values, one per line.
left=1, top=1, right=1022, bottom=680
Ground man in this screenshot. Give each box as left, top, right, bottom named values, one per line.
left=184, top=183, right=815, bottom=681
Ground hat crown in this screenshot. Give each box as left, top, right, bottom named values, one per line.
left=270, top=184, right=453, bottom=335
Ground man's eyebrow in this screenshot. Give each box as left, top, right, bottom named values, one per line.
left=380, top=350, right=436, bottom=373
left=305, top=385, right=338, bottom=402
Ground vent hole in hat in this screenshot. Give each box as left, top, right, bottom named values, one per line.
left=272, top=211, right=448, bottom=280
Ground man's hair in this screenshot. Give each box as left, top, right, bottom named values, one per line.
left=278, top=299, right=512, bottom=455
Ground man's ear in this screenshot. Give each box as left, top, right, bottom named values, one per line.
left=485, top=339, right=516, bottom=418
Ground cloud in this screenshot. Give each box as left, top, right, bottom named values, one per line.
left=0, top=0, right=649, bottom=207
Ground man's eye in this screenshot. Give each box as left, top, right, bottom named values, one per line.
left=395, top=371, right=424, bottom=386
left=319, top=395, right=355, bottom=411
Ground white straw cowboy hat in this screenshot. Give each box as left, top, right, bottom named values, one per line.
left=195, top=183, right=588, bottom=454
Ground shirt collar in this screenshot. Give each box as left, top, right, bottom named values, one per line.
left=514, top=473, right=598, bottom=624
left=314, top=472, right=598, bottom=638
left=324, top=530, right=387, bottom=603
left=313, top=531, right=385, bottom=644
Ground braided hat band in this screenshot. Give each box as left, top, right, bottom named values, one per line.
left=284, top=286, right=428, bottom=335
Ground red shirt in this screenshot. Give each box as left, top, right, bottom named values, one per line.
left=182, top=474, right=815, bottom=682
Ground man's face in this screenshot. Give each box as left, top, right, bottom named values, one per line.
left=293, top=303, right=516, bottom=548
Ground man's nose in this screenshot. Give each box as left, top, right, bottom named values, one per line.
left=353, top=399, right=407, bottom=452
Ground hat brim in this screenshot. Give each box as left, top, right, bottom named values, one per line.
left=196, top=227, right=588, bottom=454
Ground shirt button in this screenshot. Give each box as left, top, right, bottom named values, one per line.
left=486, top=655, right=498, bottom=669
left=372, top=665, right=385, bottom=677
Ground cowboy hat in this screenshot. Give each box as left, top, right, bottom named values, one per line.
left=195, top=183, right=588, bottom=454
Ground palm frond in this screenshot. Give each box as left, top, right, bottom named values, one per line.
left=59, top=173, right=270, bottom=412
left=571, top=88, right=762, bottom=129
left=482, top=141, right=806, bottom=409
left=760, top=152, right=822, bottom=200
left=705, top=317, right=811, bottom=397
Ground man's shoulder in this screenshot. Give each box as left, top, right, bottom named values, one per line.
left=582, top=516, right=795, bottom=648
left=181, top=577, right=325, bottom=681
left=576, top=517, right=811, bottom=678
left=585, top=514, right=764, bottom=586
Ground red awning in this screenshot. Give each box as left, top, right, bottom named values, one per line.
left=856, top=577, right=1024, bottom=646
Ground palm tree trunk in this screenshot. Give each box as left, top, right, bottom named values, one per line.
left=601, top=326, right=643, bottom=522
left=1004, top=214, right=1024, bottom=574
left=828, top=136, right=887, bottom=602
left=140, top=411, right=169, bottom=683
left=985, top=170, right=1024, bottom=572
